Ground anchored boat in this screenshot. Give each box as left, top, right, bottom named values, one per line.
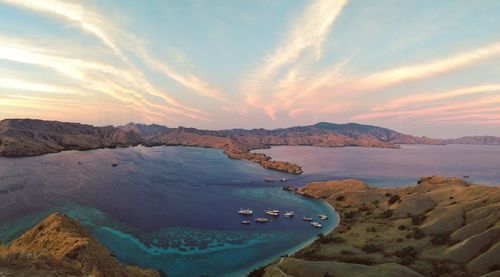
left=311, top=222, right=322, bottom=228
left=241, top=220, right=251, bottom=225
left=238, top=208, right=253, bottom=215
left=264, top=209, right=280, bottom=216
left=254, top=218, right=270, bottom=223
left=319, top=214, right=328, bottom=220
left=284, top=211, right=294, bottom=217
left=301, top=216, right=313, bottom=221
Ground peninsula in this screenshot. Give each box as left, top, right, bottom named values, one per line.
left=257, top=176, right=500, bottom=276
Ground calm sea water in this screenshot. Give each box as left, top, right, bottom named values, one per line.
left=256, top=144, right=500, bottom=186
left=0, top=146, right=336, bottom=277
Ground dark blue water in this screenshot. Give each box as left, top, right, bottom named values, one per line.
left=256, top=144, right=500, bottom=186
left=0, top=146, right=336, bottom=276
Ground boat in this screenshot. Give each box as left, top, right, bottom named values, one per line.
left=264, top=177, right=275, bottom=182
left=254, top=218, right=270, bottom=223
left=241, top=220, right=251, bottom=225
left=301, top=216, right=313, bottom=221
left=311, top=222, right=322, bottom=228
left=238, top=208, right=253, bottom=215
left=112, top=163, right=118, bottom=167
left=280, top=178, right=287, bottom=182
left=319, top=214, right=328, bottom=220
left=284, top=211, right=294, bottom=217
left=264, top=209, right=280, bottom=216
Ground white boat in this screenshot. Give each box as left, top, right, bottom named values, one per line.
left=301, top=216, right=313, bottom=221
left=311, top=222, right=322, bottom=228
left=280, top=178, right=287, bottom=182
left=319, top=214, right=328, bottom=220
left=254, top=218, right=270, bottom=223
left=264, top=209, right=280, bottom=216
left=238, top=208, right=253, bottom=215
left=284, top=211, right=294, bottom=217
left=241, top=220, right=251, bottom=225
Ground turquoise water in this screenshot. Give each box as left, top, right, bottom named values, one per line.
left=0, top=146, right=336, bottom=276
left=256, top=144, right=500, bottom=186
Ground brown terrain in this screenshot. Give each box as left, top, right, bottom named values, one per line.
left=258, top=176, right=500, bottom=277
left=2, top=119, right=495, bottom=175
left=0, top=213, right=159, bottom=277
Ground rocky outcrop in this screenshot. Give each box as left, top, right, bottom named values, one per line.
left=258, top=176, right=500, bottom=277
left=0, top=213, right=159, bottom=277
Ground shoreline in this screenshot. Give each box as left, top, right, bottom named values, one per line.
left=239, top=196, right=340, bottom=277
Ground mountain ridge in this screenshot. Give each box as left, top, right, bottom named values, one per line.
left=1, top=118, right=499, bottom=174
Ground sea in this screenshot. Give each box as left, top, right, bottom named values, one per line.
left=0, top=144, right=499, bottom=276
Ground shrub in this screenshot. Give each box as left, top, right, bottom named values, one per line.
left=411, top=215, right=427, bottom=225
left=336, top=195, right=345, bottom=201
left=358, top=206, right=370, bottom=212
left=395, top=246, right=417, bottom=257
left=361, top=243, right=380, bottom=253
left=384, top=192, right=392, bottom=197
left=372, top=200, right=379, bottom=205
left=344, top=211, right=355, bottom=219
left=431, top=233, right=450, bottom=245
left=379, top=209, right=393, bottom=219
left=388, top=194, right=401, bottom=205
left=396, top=238, right=404, bottom=242
left=340, top=250, right=351, bottom=255
left=398, top=225, right=406, bottom=230
left=413, top=228, right=426, bottom=239
left=331, top=236, right=345, bottom=243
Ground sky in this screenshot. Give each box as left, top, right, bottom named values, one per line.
left=0, top=0, right=500, bottom=138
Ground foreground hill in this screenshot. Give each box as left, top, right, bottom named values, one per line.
left=0, top=213, right=159, bottom=277
left=258, top=176, right=500, bottom=277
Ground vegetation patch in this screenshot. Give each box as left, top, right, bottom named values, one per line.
left=361, top=243, right=380, bottom=253
left=388, top=194, right=400, bottom=205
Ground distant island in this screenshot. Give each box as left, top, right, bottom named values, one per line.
left=1, top=119, right=499, bottom=174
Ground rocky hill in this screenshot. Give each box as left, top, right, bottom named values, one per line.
left=1, top=119, right=499, bottom=174
left=0, top=213, right=159, bottom=277
left=258, top=176, right=500, bottom=277
left=445, top=136, right=500, bottom=145
left=0, top=119, right=141, bottom=156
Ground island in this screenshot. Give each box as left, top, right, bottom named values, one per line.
left=256, top=176, right=500, bottom=277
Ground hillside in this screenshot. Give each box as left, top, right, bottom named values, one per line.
left=259, top=176, right=500, bottom=277
left=0, top=213, right=159, bottom=277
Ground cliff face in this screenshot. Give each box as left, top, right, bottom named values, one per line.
left=0, top=213, right=159, bottom=277
left=260, top=177, right=500, bottom=277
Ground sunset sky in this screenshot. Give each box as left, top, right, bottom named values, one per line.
left=1, top=0, right=499, bottom=137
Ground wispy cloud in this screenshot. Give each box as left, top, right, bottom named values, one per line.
left=243, top=0, right=348, bottom=118
left=0, top=0, right=224, bottom=102
left=373, top=84, right=500, bottom=111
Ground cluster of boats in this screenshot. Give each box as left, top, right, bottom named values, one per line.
left=237, top=208, right=328, bottom=228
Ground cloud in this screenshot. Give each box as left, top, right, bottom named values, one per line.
left=242, top=0, right=348, bottom=118
left=0, top=37, right=207, bottom=121
left=373, top=84, right=500, bottom=111
left=0, top=0, right=224, bottom=101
